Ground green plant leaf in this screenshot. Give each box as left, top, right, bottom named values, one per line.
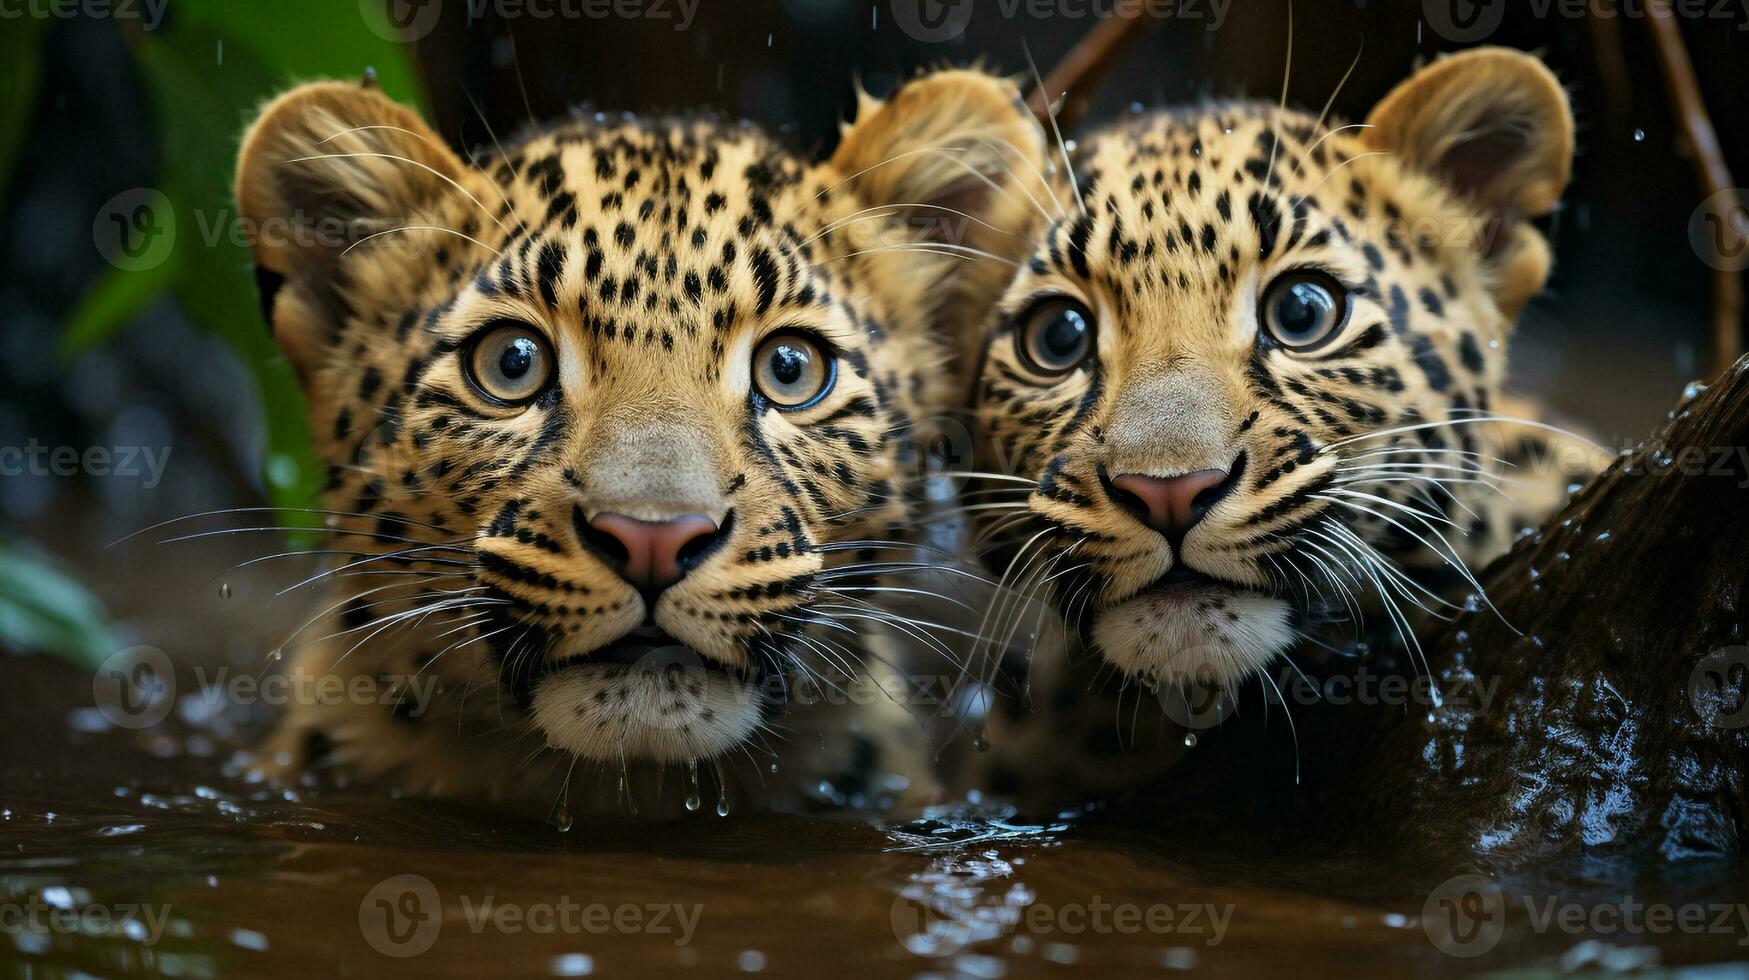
left=0, top=18, right=52, bottom=207
left=98, top=13, right=425, bottom=524
left=128, top=28, right=324, bottom=519
left=61, top=245, right=183, bottom=359
left=0, top=540, right=118, bottom=671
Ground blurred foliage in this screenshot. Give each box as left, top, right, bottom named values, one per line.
left=57, top=1, right=427, bottom=525
left=0, top=19, right=53, bottom=205
left=0, top=4, right=427, bottom=665
left=0, top=540, right=119, bottom=671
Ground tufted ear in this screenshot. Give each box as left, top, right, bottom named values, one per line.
left=235, top=80, right=469, bottom=376
left=829, top=69, right=1050, bottom=369
left=1363, top=48, right=1573, bottom=317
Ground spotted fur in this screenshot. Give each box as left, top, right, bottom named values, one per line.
left=956, top=49, right=1610, bottom=798
left=233, top=70, right=1048, bottom=805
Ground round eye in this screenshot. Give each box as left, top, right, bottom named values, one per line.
left=466, top=321, right=554, bottom=405
left=1261, top=272, right=1348, bottom=350
left=753, top=332, right=835, bottom=410
left=1016, top=298, right=1094, bottom=375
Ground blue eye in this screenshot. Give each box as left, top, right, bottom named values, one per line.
left=1016, top=298, right=1094, bottom=375
left=466, top=321, right=554, bottom=404
left=1261, top=272, right=1348, bottom=350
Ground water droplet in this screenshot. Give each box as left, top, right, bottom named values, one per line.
left=553, top=806, right=573, bottom=832
left=1183, top=733, right=1198, bottom=748
left=1596, top=531, right=1613, bottom=543
left=767, top=762, right=779, bottom=774
left=683, top=761, right=701, bottom=812
left=1633, top=128, right=1646, bottom=142
left=972, top=733, right=990, bottom=752
left=219, top=583, right=232, bottom=599
left=267, top=648, right=283, bottom=662
left=1682, top=380, right=1709, bottom=403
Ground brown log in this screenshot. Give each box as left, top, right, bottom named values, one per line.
left=1331, top=357, right=1749, bottom=865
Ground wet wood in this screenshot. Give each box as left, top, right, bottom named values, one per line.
left=1332, top=355, right=1749, bottom=865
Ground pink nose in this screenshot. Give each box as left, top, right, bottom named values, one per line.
left=586, top=513, right=722, bottom=592
left=1110, top=470, right=1230, bottom=540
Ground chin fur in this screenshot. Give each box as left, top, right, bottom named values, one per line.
left=530, top=664, right=764, bottom=763
left=1090, top=585, right=1293, bottom=690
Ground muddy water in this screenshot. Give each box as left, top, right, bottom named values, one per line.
left=4, top=539, right=1748, bottom=978
left=4, top=647, right=1747, bottom=979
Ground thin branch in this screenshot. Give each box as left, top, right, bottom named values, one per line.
left=1645, top=4, right=1743, bottom=378
left=1026, top=10, right=1159, bottom=132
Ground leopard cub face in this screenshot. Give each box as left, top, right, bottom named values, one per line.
left=967, top=49, right=1599, bottom=699
left=235, top=71, right=1046, bottom=781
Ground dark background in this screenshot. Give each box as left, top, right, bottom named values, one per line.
left=1, top=0, right=1745, bottom=658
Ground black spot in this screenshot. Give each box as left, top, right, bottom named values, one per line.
left=1458, top=333, right=1486, bottom=374
left=1410, top=335, right=1452, bottom=392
